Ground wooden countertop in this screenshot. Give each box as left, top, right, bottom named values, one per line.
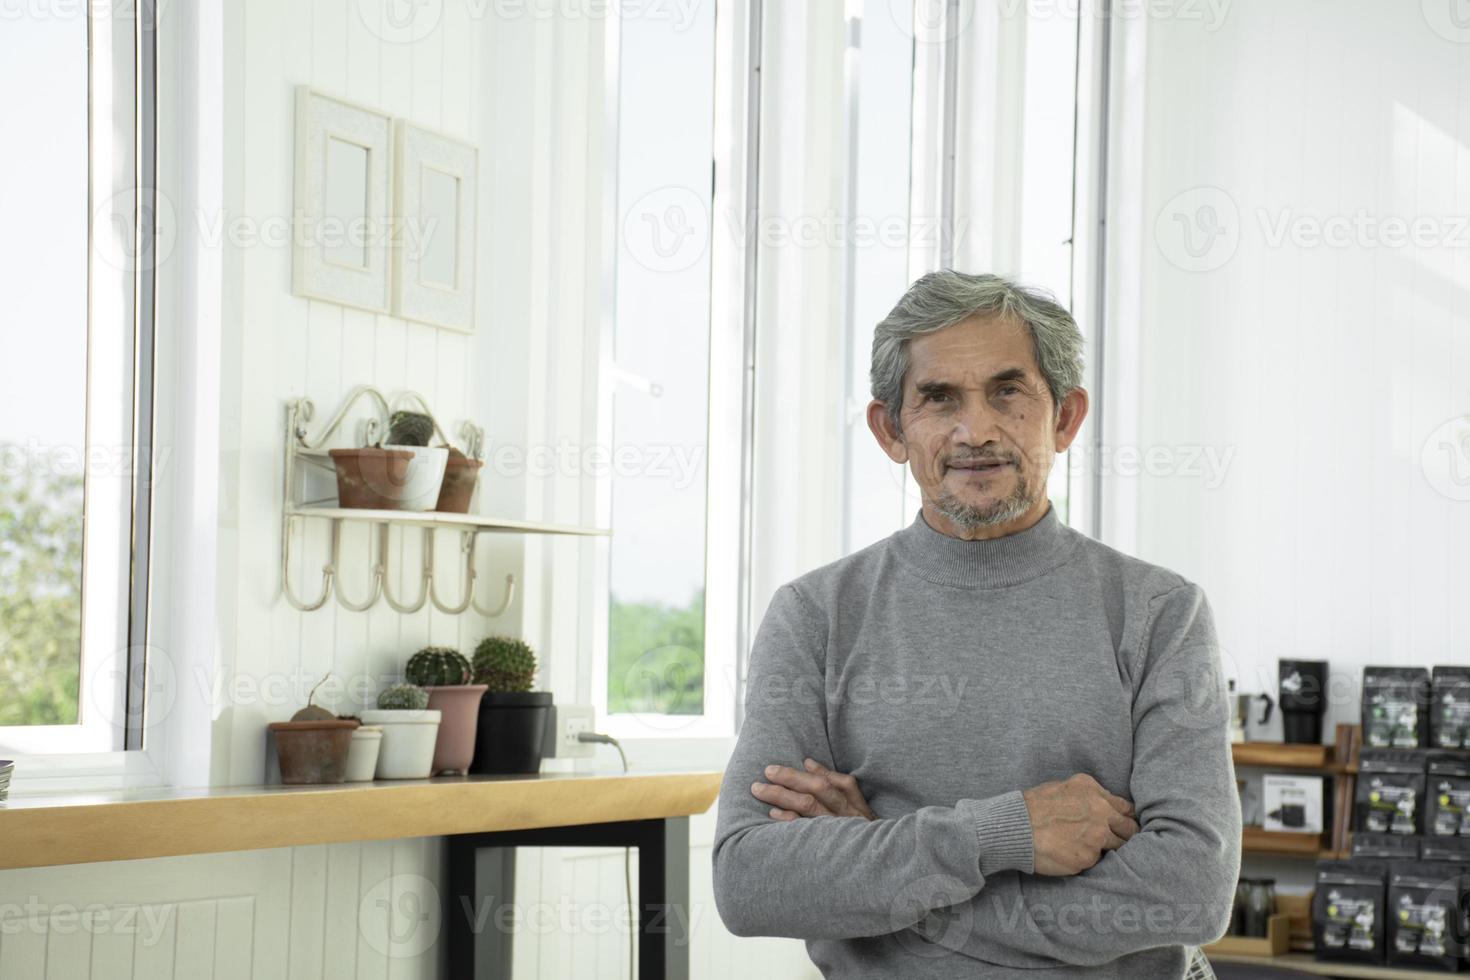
left=0, top=770, right=723, bottom=871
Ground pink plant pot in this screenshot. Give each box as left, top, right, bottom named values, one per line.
left=425, top=684, right=487, bottom=775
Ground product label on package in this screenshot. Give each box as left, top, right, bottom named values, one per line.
left=1323, top=890, right=1378, bottom=951
left=1364, top=781, right=1418, bottom=835
left=1393, top=894, right=1450, bottom=957
left=1432, top=779, right=1470, bottom=836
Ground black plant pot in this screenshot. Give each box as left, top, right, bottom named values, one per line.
left=470, top=691, right=552, bottom=774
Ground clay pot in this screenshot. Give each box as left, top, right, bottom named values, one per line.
left=269, top=718, right=359, bottom=784
left=470, top=692, right=552, bottom=774
left=424, top=684, right=487, bottom=775
left=328, top=448, right=415, bottom=510
left=435, top=456, right=484, bottom=513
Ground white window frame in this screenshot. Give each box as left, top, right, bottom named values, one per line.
left=0, top=0, right=205, bottom=792
left=590, top=0, right=761, bottom=743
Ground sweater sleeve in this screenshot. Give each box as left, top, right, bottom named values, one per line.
left=711, top=583, right=1036, bottom=940
left=918, top=582, right=1243, bottom=967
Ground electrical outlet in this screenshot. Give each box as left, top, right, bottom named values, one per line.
left=545, top=704, right=596, bottom=759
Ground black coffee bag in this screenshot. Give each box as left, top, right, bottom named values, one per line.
left=1387, top=861, right=1466, bottom=971
left=1364, top=667, right=1431, bottom=749
left=1357, top=750, right=1427, bottom=836
left=1313, top=859, right=1387, bottom=964
left=1427, top=754, right=1470, bottom=838
left=1433, top=667, right=1470, bottom=749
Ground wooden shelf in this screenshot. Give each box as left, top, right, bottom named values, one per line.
left=1207, top=951, right=1459, bottom=979
left=1233, top=741, right=1338, bottom=770
left=0, top=770, right=720, bottom=870
left=1242, top=825, right=1330, bottom=857
left=286, top=505, right=609, bottom=537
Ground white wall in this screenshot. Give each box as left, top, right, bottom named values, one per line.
left=1103, top=0, right=1470, bottom=888
left=1, top=0, right=820, bottom=975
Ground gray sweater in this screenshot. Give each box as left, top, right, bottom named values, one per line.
left=712, top=505, right=1242, bottom=979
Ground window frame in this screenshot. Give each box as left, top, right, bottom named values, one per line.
left=0, top=0, right=164, bottom=773
left=590, top=0, right=761, bottom=742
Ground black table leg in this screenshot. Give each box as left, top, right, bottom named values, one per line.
left=443, top=817, right=691, bottom=980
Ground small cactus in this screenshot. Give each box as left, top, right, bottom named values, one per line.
left=386, top=410, right=434, bottom=447
left=405, top=646, right=471, bottom=687
left=377, top=682, right=430, bottom=711
left=472, top=636, right=537, bottom=693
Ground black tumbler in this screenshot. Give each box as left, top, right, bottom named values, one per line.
left=1279, top=659, right=1329, bottom=744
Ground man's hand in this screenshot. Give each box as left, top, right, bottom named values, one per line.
left=751, top=758, right=877, bottom=822
left=1023, top=773, right=1140, bottom=876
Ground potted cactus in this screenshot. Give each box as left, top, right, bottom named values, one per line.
left=359, top=682, right=441, bottom=778
left=469, top=636, right=552, bottom=774
left=381, top=410, right=448, bottom=512
left=405, top=646, right=486, bottom=775
left=267, top=674, right=359, bottom=784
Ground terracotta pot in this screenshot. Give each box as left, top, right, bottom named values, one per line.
left=470, top=691, right=552, bottom=774
left=328, top=447, right=415, bottom=510
left=435, top=456, right=484, bottom=513
left=269, top=718, right=359, bottom=784
left=425, top=684, right=487, bottom=775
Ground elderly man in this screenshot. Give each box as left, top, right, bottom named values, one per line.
left=711, top=271, right=1242, bottom=978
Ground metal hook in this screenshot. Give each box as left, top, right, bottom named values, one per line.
left=474, top=571, right=516, bottom=617
left=378, top=524, right=430, bottom=613
left=332, top=520, right=384, bottom=612
left=426, top=529, right=477, bottom=615
left=281, top=514, right=334, bottom=611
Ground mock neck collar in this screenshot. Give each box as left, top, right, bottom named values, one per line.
left=891, top=503, right=1075, bottom=589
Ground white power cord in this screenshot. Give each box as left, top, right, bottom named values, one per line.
left=577, top=731, right=633, bottom=980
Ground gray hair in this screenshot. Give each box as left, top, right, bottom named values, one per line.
left=870, top=270, right=1085, bottom=429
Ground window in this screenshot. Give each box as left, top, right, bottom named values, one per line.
left=593, top=0, right=753, bottom=738
left=0, top=4, right=158, bottom=755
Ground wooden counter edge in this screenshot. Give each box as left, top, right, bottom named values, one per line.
left=0, top=770, right=723, bottom=871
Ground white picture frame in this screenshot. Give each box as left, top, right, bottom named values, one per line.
left=292, top=86, right=393, bottom=314
left=391, top=122, right=478, bottom=333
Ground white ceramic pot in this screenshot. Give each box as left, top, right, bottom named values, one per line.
left=360, top=709, right=441, bottom=778
left=345, top=725, right=383, bottom=782
left=381, top=445, right=448, bottom=511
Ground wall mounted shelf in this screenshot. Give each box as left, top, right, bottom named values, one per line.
left=282, top=386, right=609, bottom=613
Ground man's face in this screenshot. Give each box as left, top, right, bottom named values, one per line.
left=867, top=314, right=1087, bottom=538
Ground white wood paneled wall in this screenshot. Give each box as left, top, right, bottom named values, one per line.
left=1108, top=2, right=1470, bottom=763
